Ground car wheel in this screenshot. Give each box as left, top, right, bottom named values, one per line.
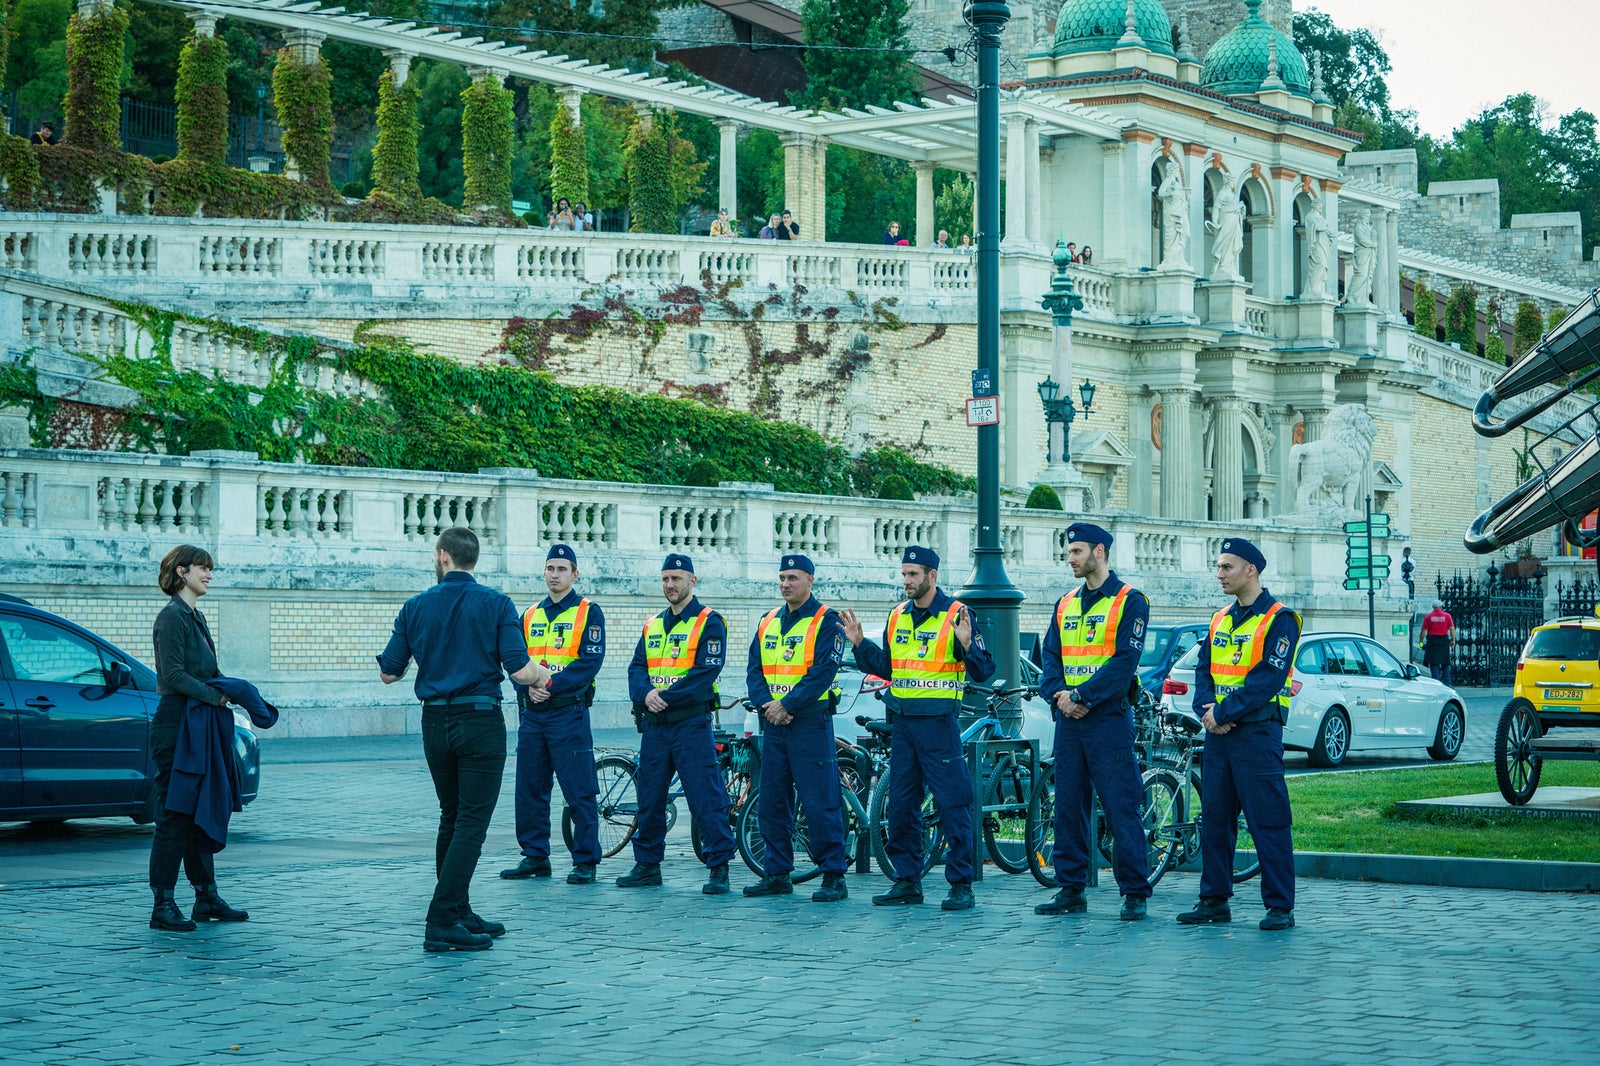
left=1307, top=708, right=1349, bottom=768
left=1428, top=703, right=1465, bottom=761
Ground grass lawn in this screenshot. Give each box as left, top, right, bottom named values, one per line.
left=1287, top=762, right=1600, bottom=863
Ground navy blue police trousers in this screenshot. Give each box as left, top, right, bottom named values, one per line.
left=514, top=701, right=601, bottom=867
left=1053, top=705, right=1152, bottom=897
left=886, top=711, right=975, bottom=885
left=758, top=714, right=847, bottom=877
left=1199, top=719, right=1294, bottom=911
left=632, top=712, right=737, bottom=868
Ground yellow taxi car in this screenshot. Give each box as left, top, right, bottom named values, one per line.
left=1500, top=616, right=1600, bottom=804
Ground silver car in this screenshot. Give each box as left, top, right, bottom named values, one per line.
left=1159, top=631, right=1466, bottom=767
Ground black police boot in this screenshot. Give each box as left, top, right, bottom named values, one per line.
left=566, top=864, right=597, bottom=885
left=941, top=882, right=975, bottom=911
left=615, top=862, right=663, bottom=888
left=423, top=922, right=493, bottom=953
left=149, top=888, right=196, bottom=932
left=1034, top=887, right=1087, bottom=915
left=1120, top=896, right=1149, bottom=922
left=872, top=879, right=924, bottom=906
left=742, top=874, right=794, bottom=897
left=1176, top=897, right=1232, bottom=925
left=500, top=856, right=552, bottom=880
left=461, top=912, right=506, bottom=938
left=703, top=863, right=730, bottom=895
left=1260, top=907, right=1295, bottom=931
left=811, top=873, right=848, bottom=903
left=191, top=884, right=248, bottom=923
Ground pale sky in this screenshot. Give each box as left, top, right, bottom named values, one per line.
left=1299, top=1, right=1599, bottom=136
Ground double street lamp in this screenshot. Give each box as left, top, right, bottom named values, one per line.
left=1035, top=375, right=1097, bottom=462
left=1037, top=237, right=1095, bottom=463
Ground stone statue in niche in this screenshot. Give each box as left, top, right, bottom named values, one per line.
left=1157, top=166, right=1189, bottom=270
left=1207, top=171, right=1246, bottom=280
left=1289, top=403, right=1378, bottom=519
left=1348, top=208, right=1377, bottom=306
left=1303, top=205, right=1335, bottom=299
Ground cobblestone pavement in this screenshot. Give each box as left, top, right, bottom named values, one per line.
left=5, top=695, right=1595, bottom=1065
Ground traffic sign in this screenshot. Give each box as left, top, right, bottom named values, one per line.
left=971, top=368, right=994, bottom=397
left=1344, top=577, right=1382, bottom=591
left=1343, top=514, right=1391, bottom=536
left=965, top=395, right=1000, bottom=427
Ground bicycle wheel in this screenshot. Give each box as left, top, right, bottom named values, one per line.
left=1025, top=760, right=1057, bottom=888
left=867, top=768, right=942, bottom=880
left=1136, top=767, right=1184, bottom=888
left=1150, top=763, right=1199, bottom=887
left=983, top=754, right=1032, bottom=874
left=722, top=737, right=761, bottom=827
left=735, top=785, right=822, bottom=883
left=563, top=754, right=639, bottom=860
left=1232, top=813, right=1260, bottom=882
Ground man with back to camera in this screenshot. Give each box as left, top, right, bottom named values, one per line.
left=616, top=554, right=738, bottom=894
left=501, top=544, right=606, bottom=885
left=378, top=528, right=550, bottom=953
left=1176, top=537, right=1300, bottom=932
left=742, top=554, right=849, bottom=903
left=1034, top=523, right=1154, bottom=920
left=840, top=546, right=995, bottom=911
left=1420, top=599, right=1455, bottom=686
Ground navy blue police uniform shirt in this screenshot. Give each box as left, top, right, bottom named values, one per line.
left=627, top=596, right=727, bottom=708
left=745, top=595, right=847, bottom=719
left=517, top=590, right=606, bottom=703
left=1192, top=590, right=1301, bottom=725
left=377, top=570, right=531, bottom=702
left=1038, top=574, right=1150, bottom=712
left=852, top=588, right=997, bottom=688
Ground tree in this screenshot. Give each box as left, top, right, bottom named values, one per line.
left=935, top=170, right=974, bottom=242
left=794, top=0, right=917, bottom=112
left=1292, top=7, right=1391, bottom=115
left=412, top=59, right=468, bottom=205
left=490, top=0, right=660, bottom=69
left=4, top=0, right=70, bottom=120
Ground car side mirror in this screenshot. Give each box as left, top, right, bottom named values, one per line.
left=1403, top=664, right=1420, bottom=680
left=107, top=661, right=132, bottom=692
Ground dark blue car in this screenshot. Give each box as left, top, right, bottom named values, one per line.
left=1136, top=622, right=1208, bottom=691
left=0, top=596, right=260, bottom=824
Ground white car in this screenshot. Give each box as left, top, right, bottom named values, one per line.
left=1159, top=631, right=1466, bottom=767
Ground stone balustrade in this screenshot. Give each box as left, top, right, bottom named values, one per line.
left=1404, top=331, right=1590, bottom=434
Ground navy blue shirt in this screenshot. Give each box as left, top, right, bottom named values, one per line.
left=744, top=596, right=846, bottom=719
left=1038, top=573, right=1150, bottom=712
left=1193, top=590, right=1301, bottom=725
left=517, top=590, right=606, bottom=703
left=378, top=571, right=531, bottom=702
left=627, top=596, right=727, bottom=709
left=852, top=589, right=997, bottom=710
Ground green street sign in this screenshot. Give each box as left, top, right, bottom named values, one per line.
left=1346, top=545, right=1370, bottom=560
left=1344, top=577, right=1383, bottom=591
left=1392, top=623, right=1408, bottom=636
left=1342, top=520, right=1368, bottom=535
left=1369, top=512, right=1390, bottom=531
left=1344, top=516, right=1391, bottom=536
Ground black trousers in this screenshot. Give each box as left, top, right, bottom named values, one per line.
left=147, top=695, right=216, bottom=891
left=422, top=704, right=507, bottom=926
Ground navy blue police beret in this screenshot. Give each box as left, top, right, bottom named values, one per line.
left=547, top=543, right=577, bottom=564
left=780, top=554, right=815, bottom=575
left=662, top=553, right=695, bottom=573
left=902, top=545, right=939, bottom=569
left=1065, top=522, right=1113, bottom=549
left=1219, top=537, right=1266, bottom=573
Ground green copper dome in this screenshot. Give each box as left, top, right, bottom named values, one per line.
left=1200, top=0, right=1310, bottom=96
left=1053, top=0, right=1175, bottom=58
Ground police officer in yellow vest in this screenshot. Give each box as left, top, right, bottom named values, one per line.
left=500, top=544, right=606, bottom=885
left=617, top=554, right=738, bottom=894
left=1035, top=522, right=1153, bottom=920
left=841, top=545, right=995, bottom=911
left=1177, top=537, right=1301, bottom=932
left=742, top=554, right=850, bottom=902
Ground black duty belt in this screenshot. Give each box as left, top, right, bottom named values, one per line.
left=421, top=697, right=501, bottom=710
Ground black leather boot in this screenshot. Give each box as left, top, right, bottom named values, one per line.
left=150, top=888, right=196, bottom=932
left=192, top=884, right=248, bottom=922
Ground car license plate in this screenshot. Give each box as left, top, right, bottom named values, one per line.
left=1544, top=687, right=1583, bottom=700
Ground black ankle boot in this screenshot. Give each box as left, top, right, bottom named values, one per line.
left=150, top=888, right=196, bottom=931
left=192, top=884, right=249, bottom=922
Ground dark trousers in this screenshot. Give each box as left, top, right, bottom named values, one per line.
left=1425, top=637, right=1451, bottom=687
left=1199, top=720, right=1294, bottom=911
left=1052, top=706, right=1151, bottom=897
left=886, top=711, right=974, bottom=885
left=148, top=696, right=216, bottom=891
left=422, top=705, right=506, bottom=926
left=514, top=702, right=600, bottom=866
left=632, top=713, right=736, bottom=868
left=758, top=715, right=846, bottom=877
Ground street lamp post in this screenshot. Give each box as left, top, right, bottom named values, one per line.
left=957, top=1, right=1022, bottom=714
left=1038, top=238, right=1092, bottom=462
left=256, top=82, right=267, bottom=153
left=1035, top=375, right=1097, bottom=462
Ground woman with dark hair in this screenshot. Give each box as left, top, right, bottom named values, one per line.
left=147, top=544, right=247, bottom=931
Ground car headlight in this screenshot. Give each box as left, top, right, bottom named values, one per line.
left=232, top=709, right=254, bottom=734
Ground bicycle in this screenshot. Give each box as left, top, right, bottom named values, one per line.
left=561, top=696, right=761, bottom=861
left=1142, top=707, right=1261, bottom=887
left=961, top=681, right=1042, bottom=875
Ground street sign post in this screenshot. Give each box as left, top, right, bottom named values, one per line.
left=1343, top=495, right=1389, bottom=636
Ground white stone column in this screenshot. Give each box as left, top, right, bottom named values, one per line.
left=559, top=86, right=585, bottom=127
left=1374, top=208, right=1393, bottom=313
left=383, top=50, right=413, bottom=87
left=1004, top=115, right=1027, bottom=247
left=913, top=161, right=936, bottom=247
left=1158, top=389, right=1198, bottom=520
left=781, top=133, right=827, bottom=241
left=1300, top=406, right=1329, bottom=445
left=1025, top=119, right=1042, bottom=249
left=1210, top=397, right=1245, bottom=522
left=716, top=119, right=740, bottom=220
left=282, top=28, right=326, bottom=65
left=1100, top=141, right=1126, bottom=267
left=1385, top=209, right=1402, bottom=313
left=187, top=11, right=218, bottom=37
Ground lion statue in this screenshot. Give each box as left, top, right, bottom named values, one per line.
left=1290, top=404, right=1378, bottom=517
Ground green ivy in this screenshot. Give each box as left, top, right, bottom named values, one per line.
left=0, top=2, right=11, bottom=105
left=1512, top=301, right=1544, bottom=359
left=371, top=69, right=421, bottom=200
left=152, top=158, right=334, bottom=219
left=548, top=97, right=588, bottom=206
left=460, top=74, right=514, bottom=213
left=62, top=3, right=127, bottom=155
left=1411, top=279, right=1436, bottom=337
left=175, top=33, right=229, bottom=166
left=33, top=143, right=153, bottom=213
left=272, top=47, right=334, bottom=192
left=625, top=109, right=675, bottom=233
left=1444, top=284, right=1479, bottom=352
left=0, top=134, right=42, bottom=210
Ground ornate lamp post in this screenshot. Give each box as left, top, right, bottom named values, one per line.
left=1035, top=375, right=1096, bottom=462
left=1037, top=238, right=1094, bottom=463
left=255, top=82, right=267, bottom=153
left=956, top=0, right=1022, bottom=717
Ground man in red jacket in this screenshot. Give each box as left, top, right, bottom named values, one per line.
left=1420, top=602, right=1455, bottom=686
